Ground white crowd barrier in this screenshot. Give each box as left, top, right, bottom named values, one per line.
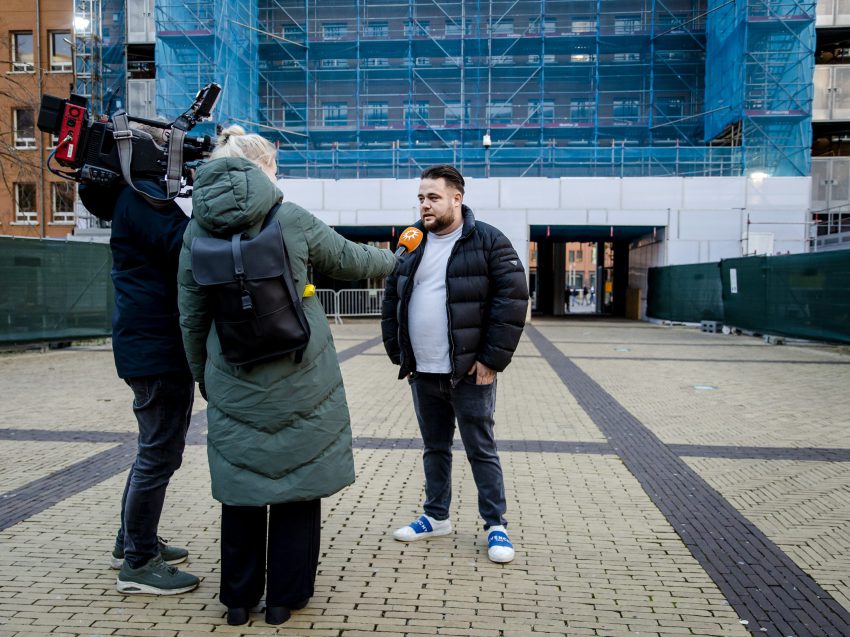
left=315, top=288, right=384, bottom=324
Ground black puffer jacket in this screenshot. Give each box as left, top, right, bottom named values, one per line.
left=382, top=205, right=528, bottom=385
left=79, top=182, right=190, bottom=380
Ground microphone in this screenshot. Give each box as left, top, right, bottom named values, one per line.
left=394, top=227, right=424, bottom=257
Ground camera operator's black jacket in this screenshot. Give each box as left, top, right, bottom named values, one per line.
left=79, top=182, right=190, bottom=379
left=381, top=205, right=529, bottom=385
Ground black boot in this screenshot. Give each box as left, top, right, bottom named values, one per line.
left=265, top=606, right=291, bottom=625
left=226, top=607, right=249, bottom=626
left=291, top=598, right=309, bottom=611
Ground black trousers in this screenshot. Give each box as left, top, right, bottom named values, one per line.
left=219, top=499, right=321, bottom=608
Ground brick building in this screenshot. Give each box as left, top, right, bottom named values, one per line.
left=1, top=1, right=76, bottom=238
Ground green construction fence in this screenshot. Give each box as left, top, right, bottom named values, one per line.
left=646, top=262, right=724, bottom=323
left=648, top=251, right=850, bottom=344
left=0, top=237, right=113, bottom=344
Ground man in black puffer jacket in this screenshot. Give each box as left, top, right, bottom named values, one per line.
left=382, top=164, right=528, bottom=564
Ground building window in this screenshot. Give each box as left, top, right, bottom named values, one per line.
left=613, top=98, right=640, bottom=121
left=657, top=14, right=688, bottom=32
left=406, top=101, right=429, bottom=125
left=282, top=25, right=302, bottom=40
left=363, top=57, right=389, bottom=67
left=284, top=103, right=306, bottom=128
left=659, top=97, right=685, bottom=118
left=14, top=109, right=36, bottom=149
left=614, top=15, right=641, bottom=34
left=570, top=53, right=596, bottom=63
left=528, top=99, right=555, bottom=124
left=445, top=101, right=469, bottom=126
left=487, top=102, right=512, bottom=125
left=529, top=17, right=556, bottom=34
left=528, top=54, right=556, bottom=64
left=320, top=58, right=349, bottom=69
left=415, top=57, right=431, bottom=67
left=50, top=32, right=73, bottom=72
left=445, top=20, right=469, bottom=36
left=15, top=183, right=37, bottom=223
left=11, top=32, right=34, bottom=72
left=490, top=55, right=513, bottom=66
left=364, top=22, right=388, bottom=38
left=571, top=17, right=596, bottom=34
left=52, top=182, right=75, bottom=224
left=570, top=97, right=592, bottom=123
left=614, top=52, right=642, bottom=62
left=322, top=102, right=348, bottom=126
left=490, top=19, right=513, bottom=35
left=363, top=102, right=389, bottom=127
left=322, top=23, right=348, bottom=40
left=404, top=20, right=430, bottom=37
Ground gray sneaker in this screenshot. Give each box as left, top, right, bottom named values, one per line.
left=110, top=537, right=188, bottom=569
left=116, top=555, right=199, bottom=595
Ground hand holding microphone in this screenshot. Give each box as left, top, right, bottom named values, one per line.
left=395, top=227, right=424, bottom=258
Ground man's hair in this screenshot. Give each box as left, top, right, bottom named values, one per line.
left=421, top=164, right=465, bottom=195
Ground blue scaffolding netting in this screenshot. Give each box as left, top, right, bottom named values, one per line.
left=82, top=0, right=817, bottom=179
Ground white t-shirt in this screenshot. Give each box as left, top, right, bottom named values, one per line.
left=408, top=225, right=463, bottom=373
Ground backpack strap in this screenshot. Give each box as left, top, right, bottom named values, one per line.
left=231, top=233, right=253, bottom=311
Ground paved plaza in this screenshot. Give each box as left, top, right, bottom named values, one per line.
left=1, top=318, right=849, bottom=637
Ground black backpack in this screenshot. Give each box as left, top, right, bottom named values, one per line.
left=190, top=203, right=311, bottom=366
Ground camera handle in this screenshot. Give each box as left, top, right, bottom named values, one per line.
left=112, top=110, right=186, bottom=209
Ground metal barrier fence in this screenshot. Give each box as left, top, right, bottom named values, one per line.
left=316, top=289, right=385, bottom=324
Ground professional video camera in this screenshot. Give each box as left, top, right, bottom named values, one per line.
left=37, top=83, right=221, bottom=206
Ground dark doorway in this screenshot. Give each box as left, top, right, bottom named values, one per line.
left=529, top=225, right=653, bottom=318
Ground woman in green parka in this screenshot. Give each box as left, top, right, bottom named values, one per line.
left=177, top=126, right=396, bottom=626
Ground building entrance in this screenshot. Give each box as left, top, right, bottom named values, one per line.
left=529, top=225, right=654, bottom=318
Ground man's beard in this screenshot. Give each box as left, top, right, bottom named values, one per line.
left=423, top=210, right=454, bottom=233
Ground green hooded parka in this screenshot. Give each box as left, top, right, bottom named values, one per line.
left=177, top=157, right=396, bottom=506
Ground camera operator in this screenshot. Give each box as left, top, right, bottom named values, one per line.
left=79, top=123, right=200, bottom=595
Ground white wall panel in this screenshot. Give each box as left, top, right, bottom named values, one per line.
left=323, top=179, right=381, bottom=209
left=500, top=178, right=560, bottom=209
left=677, top=210, right=743, bottom=240
left=559, top=178, right=621, bottom=209
left=621, top=177, right=683, bottom=209
left=280, top=180, right=323, bottom=210
left=683, top=178, right=746, bottom=209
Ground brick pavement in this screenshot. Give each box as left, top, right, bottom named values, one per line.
left=1, top=318, right=849, bottom=636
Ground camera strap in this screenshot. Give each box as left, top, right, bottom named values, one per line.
left=112, top=111, right=185, bottom=209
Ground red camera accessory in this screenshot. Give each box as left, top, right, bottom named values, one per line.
left=57, top=101, right=87, bottom=164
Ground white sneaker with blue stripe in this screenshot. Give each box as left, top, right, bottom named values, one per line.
left=486, top=525, right=515, bottom=563
left=392, top=514, right=452, bottom=542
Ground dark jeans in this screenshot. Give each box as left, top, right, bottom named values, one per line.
left=220, top=500, right=321, bottom=609
left=409, top=372, right=507, bottom=529
left=116, top=371, right=194, bottom=568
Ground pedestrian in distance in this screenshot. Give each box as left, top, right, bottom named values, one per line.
left=177, top=126, right=396, bottom=626
left=381, top=164, right=529, bottom=563
left=565, top=285, right=571, bottom=313
left=79, top=148, right=199, bottom=596
left=583, top=285, right=589, bottom=305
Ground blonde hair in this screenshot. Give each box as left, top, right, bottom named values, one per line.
left=210, top=124, right=277, bottom=174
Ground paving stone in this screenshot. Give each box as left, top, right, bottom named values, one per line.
left=1, top=321, right=849, bottom=636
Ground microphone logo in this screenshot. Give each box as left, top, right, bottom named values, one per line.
left=401, top=228, right=421, bottom=243
left=395, top=226, right=424, bottom=257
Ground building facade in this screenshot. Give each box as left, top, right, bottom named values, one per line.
left=1, top=0, right=76, bottom=238
left=64, top=0, right=817, bottom=316
left=811, top=0, right=850, bottom=251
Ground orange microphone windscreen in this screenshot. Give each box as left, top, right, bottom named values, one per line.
left=397, top=227, right=424, bottom=254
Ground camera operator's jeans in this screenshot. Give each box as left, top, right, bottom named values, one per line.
left=409, top=372, right=507, bottom=529
left=116, top=371, right=194, bottom=568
